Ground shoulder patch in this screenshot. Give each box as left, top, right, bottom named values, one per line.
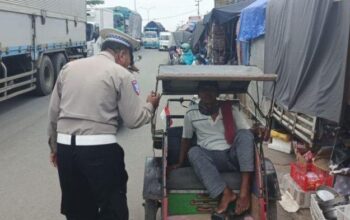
left=131, top=80, right=140, bottom=95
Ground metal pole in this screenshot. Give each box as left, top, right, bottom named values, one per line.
left=140, top=7, right=154, bottom=23
left=195, top=0, right=202, bottom=16
left=134, top=0, right=137, bottom=11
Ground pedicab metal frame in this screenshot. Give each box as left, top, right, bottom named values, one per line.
left=143, top=65, right=280, bottom=220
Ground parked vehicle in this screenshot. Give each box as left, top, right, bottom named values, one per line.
left=86, top=8, right=114, bottom=56
left=128, top=11, right=142, bottom=41
left=112, top=6, right=142, bottom=45
left=159, top=32, right=171, bottom=51
left=0, top=0, right=86, bottom=101
left=143, top=65, right=280, bottom=220
left=245, top=0, right=350, bottom=149
left=143, top=31, right=159, bottom=49
left=144, top=21, right=166, bottom=36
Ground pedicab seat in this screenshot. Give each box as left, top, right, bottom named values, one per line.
left=166, top=126, right=242, bottom=190
left=168, top=167, right=242, bottom=190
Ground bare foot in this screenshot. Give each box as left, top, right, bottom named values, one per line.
left=235, top=195, right=251, bottom=215
left=216, top=187, right=237, bottom=214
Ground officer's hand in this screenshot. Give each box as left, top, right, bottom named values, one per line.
left=147, top=92, right=160, bottom=109
left=50, top=152, right=57, bottom=168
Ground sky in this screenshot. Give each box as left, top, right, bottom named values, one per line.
left=101, top=0, right=214, bottom=31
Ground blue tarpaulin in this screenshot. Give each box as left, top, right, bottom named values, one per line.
left=238, top=0, right=268, bottom=41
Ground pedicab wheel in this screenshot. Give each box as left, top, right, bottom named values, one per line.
left=267, top=200, right=278, bottom=220
left=144, top=199, right=159, bottom=220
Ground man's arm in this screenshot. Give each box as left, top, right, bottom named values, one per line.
left=174, top=138, right=192, bottom=168
left=47, top=72, right=63, bottom=154
left=47, top=71, right=63, bottom=167
left=117, top=74, right=160, bottom=129
left=172, top=111, right=194, bottom=168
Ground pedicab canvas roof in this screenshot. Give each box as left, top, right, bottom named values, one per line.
left=157, top=65, right=276, bottom=95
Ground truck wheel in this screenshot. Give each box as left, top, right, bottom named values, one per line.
left=52, top=53, right=67, bottom=79
left=35, top=55, right=55, bottom=96
left=144, top=199, right=159, bottom=220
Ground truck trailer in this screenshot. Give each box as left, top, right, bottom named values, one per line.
left=86, top=8, right=114, bottom=56
left=112, top=7, right=142, bottom=41
left=0, top=0, right=86, bottom=101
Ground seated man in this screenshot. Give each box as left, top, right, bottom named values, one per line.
left=171, top=81, right=254, bottom=215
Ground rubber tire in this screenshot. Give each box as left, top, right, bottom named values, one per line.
left=35, top=55, right=55, bottom=96
left=52, top=53, right=67, bottom=79
left=267, top=200, right=278, bottom=220
left=144, top=199, right=158, bottom=220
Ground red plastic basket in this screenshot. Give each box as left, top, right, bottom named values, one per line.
left=290, top=162, right=334, bottom=191
left=311, top=165, right=334, bottom=188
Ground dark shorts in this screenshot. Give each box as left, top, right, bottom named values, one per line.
left=57, top=142, right=128, bottom=220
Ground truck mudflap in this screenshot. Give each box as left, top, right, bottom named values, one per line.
left=143, top=157, right=162, bottom=200
left=264, top=158, right=281, bottom=201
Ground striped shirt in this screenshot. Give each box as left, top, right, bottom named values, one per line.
left=182, top=103, right=250, bottom=151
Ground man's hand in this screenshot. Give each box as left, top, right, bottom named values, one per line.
left=166, top=163, right=182, bottom=178
left=147, top=92, right=160, bottom=109
left=168, top=163, right=182, bottom=172
left=50, top=152, right=57, bottom=168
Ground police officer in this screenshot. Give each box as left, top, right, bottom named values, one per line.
left=48, top=29, right=160, bottom=220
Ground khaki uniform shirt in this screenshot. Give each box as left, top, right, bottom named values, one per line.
left=48, top=51, right=154, bottom=152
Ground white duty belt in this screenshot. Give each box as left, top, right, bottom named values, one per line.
left=57, top=133, right=117, bottom=146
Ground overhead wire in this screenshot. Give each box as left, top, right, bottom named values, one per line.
left=151, top=10, right=197, bottom=21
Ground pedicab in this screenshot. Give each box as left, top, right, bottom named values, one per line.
left=143, top=65, right=280, bottom=220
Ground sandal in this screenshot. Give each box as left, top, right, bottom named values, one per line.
left=211, top=202, right=235, bottom=220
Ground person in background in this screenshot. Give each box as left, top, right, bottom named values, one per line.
left=180, top=43, right=195, bottom=65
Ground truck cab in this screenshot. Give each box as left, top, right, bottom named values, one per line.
left=86, top=8, right=114, bottom=56
left=158, top=32, right=171, bottom=51
left=86, top=22, right=100, bottom=57
left=143, top=31, right=159, bottom=49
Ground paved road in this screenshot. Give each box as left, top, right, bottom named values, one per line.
left=0, top=48, right=168, bottom=220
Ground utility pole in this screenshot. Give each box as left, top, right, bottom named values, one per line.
left=134, top=0, right=137, bottom=12
left=140, top=6, right=155, bottom=22
left=195, top=0, right=202, bottom=16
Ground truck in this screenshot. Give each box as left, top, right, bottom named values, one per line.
left=0, top=0, right=86, bottom=101
left=142, top=31, right=159, bottom=49
left=86, top=8, right=114, bottom=56
left=112, top=7, right=142, bottom=41
left=144, top=21, right=166, bottom=37
left=158, top=32, right=171, bottom=51
left=242, top=0, right=350, bottom=149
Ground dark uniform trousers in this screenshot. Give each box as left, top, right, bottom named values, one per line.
left=57, top=136, right=128, bottom=220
